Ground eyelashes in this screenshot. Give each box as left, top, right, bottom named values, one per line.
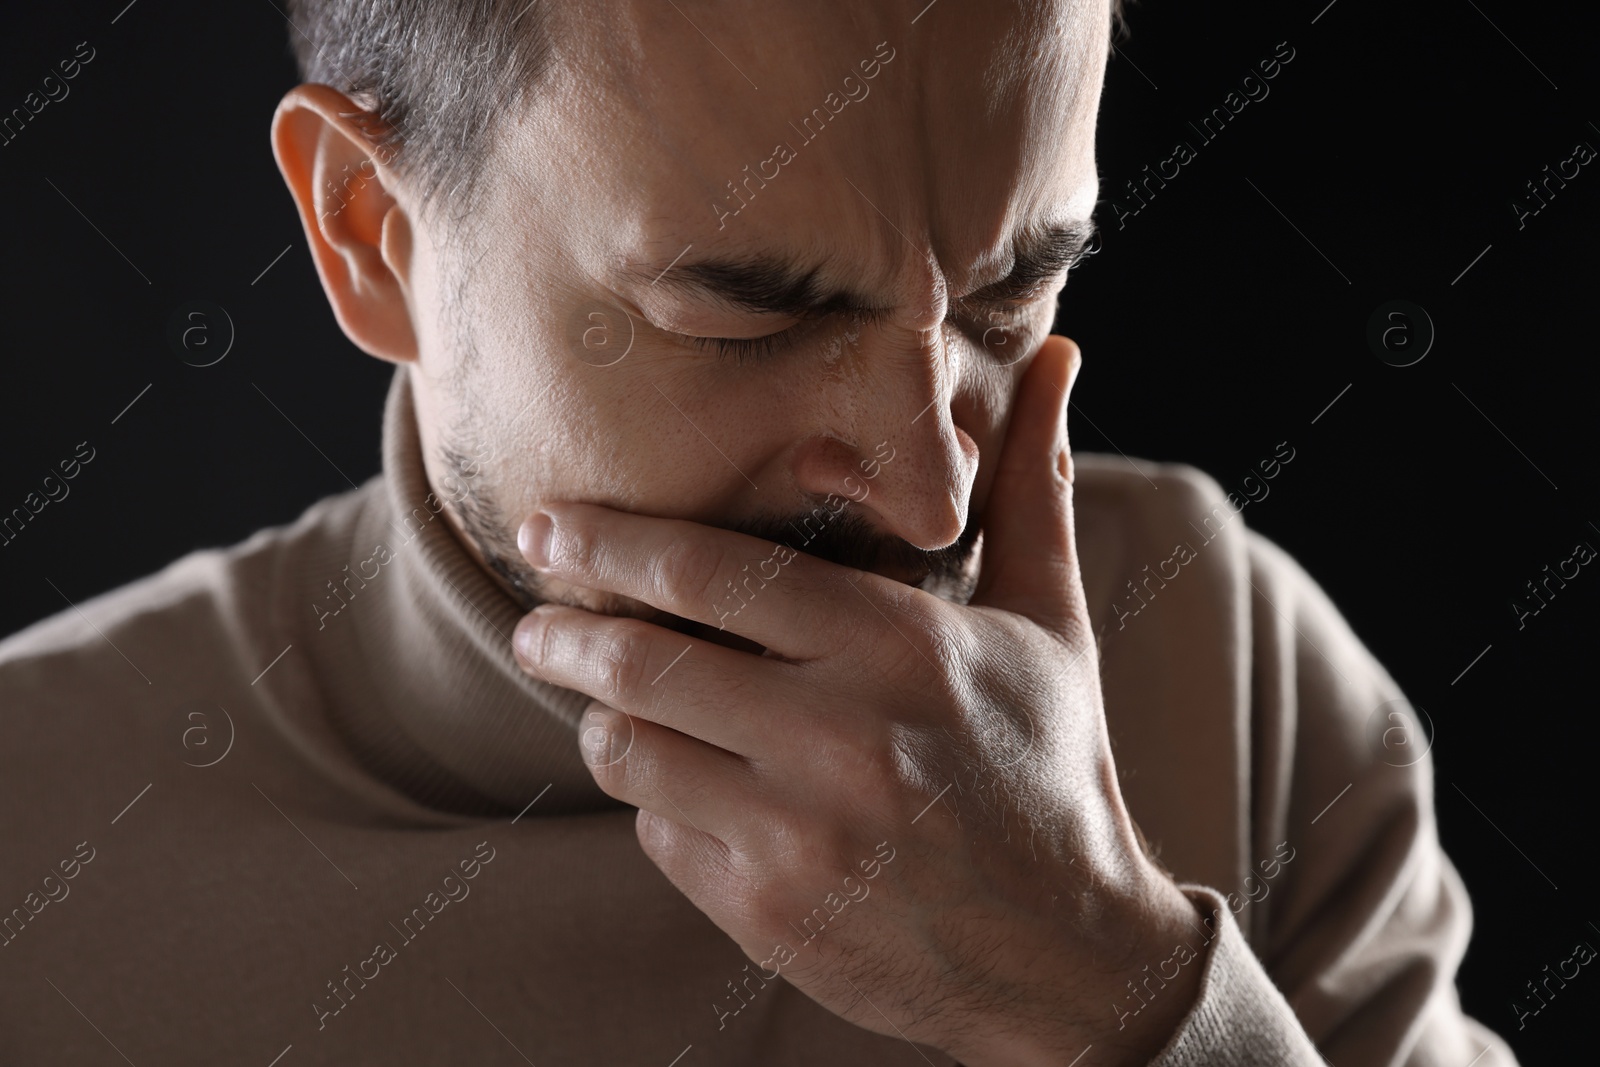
left=680, top=307, right=895, bottom=365
left=678, top=293, right=1054, bottom=366
left=686, top=330, right=797, bottom=364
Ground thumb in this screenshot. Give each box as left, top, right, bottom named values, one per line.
left=969, top=334, right=1087, bottom=638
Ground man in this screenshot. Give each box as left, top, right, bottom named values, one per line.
left=0, top=0, right=1519, bottom=1063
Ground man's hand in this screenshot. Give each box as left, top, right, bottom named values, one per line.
left=511, top=336, right=1204, bottom=1066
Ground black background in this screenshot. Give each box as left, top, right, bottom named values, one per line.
left=1, top=1, right=1594, bottom=1060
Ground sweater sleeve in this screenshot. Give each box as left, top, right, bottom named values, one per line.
left=1145, top=530, right=1520, bottom=1067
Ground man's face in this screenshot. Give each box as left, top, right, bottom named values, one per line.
left=403, top=0, right=1108, bottom=635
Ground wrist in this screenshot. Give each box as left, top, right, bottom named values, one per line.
left=1096, top=876, right=1208, bottom=1064
left=946, top=872, right=1207, bottom=1067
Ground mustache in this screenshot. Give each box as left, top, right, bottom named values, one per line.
left=727, top=496, right=982, bottom=586
left=439, top=425, right=982, bottom=615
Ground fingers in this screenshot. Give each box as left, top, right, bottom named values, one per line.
left=516, top=604, right=825, bottom=758
left=519, top=505, right=869, bottom=661
left=969, top=334, right=1089, bottom=640
left=577, top=701, right=755, bottom=849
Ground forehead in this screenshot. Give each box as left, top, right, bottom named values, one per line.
left=490, top=0, right=1108, bottom=297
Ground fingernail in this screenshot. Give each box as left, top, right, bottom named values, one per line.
left=513, top=616, right=541, bottom=671
left=581, top=707, right=625, bottom=766
left=520, top=512, right=552, bottom=569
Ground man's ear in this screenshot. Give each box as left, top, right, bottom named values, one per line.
left=271, top=84, right=418, bottom=364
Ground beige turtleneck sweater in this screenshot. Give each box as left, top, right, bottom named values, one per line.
left=0, top=366, right=1518, bottom=1065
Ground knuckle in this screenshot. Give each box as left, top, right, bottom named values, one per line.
left=848, top=722, right=934, bottom=812
left=760, top=815, right=832, bottom=874
left=597, top=623, right=650, bottom=702
left=921, top=617, right=971, bottom=686
left=651, top=538, right=727, bottom=610
left=743, top=869, right=801, bottom=934
left=864, top=594, right=969, bottom=688
left=557, top=518, right=600, bottom=573
left=633, top=807, right=687, bottom=861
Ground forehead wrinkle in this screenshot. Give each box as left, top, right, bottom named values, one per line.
left=539, top=0, right=1102, bottom=321
left=900, top=0, right=1103, bottom=283
left=598, top=58, right=1099, bottom=327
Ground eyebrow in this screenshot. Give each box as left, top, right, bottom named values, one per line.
left=627, top=218, right=1097, bottom=320
left=648, top=258, right=875, bottom=319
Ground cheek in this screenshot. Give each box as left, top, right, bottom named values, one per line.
left=450, top=300, right=787, bottom=529
left=409, top=206, right=749, bottom=525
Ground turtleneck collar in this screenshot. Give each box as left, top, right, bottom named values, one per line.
left=309, top=365, right=616, bottom=818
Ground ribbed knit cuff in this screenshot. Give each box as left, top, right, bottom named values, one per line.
left=1147, top=884, right=1327, bottom=1066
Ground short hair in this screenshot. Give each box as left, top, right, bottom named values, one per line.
left=285, top=0, right=1126, bottom=226
left=285, top=0, right=556, bottom=225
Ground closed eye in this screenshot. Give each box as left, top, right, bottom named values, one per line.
left=957, top=269, right=1072, bottom=315
left=952, top=284, right=1061, bottom=337
left=678, top=307, right=894, bottom=365
left=684, top=330, right=798, bottom=363
left=951, top=223, right=1094, bottom=322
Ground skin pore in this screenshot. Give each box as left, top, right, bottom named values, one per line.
left=271, top=0, right=1107, bottom=642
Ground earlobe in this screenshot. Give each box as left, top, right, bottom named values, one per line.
left=270, top=84, right=419, bottom=364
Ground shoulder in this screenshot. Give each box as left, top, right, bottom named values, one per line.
left=1240, top=524, right=1405, bottom=717
left=1071, top=452, right=1420, bottom=874
left=0, top=479, right=379, bottom=729
left=1070, top=449, right=1374, bottom=702
left=1070, top=451, right=1255, bottom=641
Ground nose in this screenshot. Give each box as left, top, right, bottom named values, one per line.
left=790, top=323, right=979, bottom=551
